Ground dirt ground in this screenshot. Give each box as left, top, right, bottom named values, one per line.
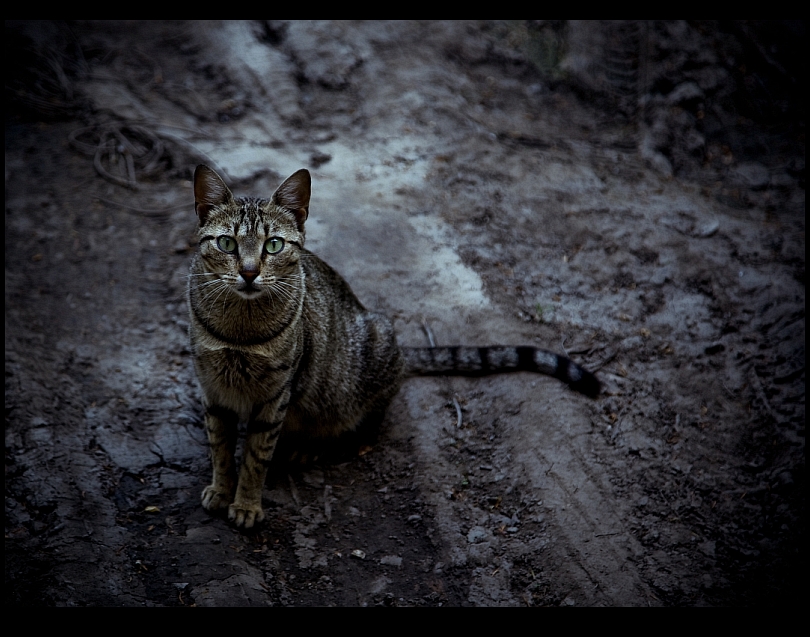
left=5, top=21, right=804, bottom=606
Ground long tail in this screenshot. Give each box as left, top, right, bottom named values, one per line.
left=401, top=346, right=600, bottom=398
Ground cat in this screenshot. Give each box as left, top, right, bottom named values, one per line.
left=188, top=165, right=600, bottom=529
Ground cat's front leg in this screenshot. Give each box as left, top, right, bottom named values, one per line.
left=201, top=404, right=239, bottom=513
left=229, top=401, right=287, bottom=529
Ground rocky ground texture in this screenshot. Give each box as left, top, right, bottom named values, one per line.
left=5, top=21, right=804, bottom=605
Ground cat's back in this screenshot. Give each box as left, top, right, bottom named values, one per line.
left=289, top=250, right=404, bottom=435
left=299, top=248, right=366, bottom=319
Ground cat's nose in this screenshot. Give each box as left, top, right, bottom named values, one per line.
left=240, top=269, right=259, bottom=284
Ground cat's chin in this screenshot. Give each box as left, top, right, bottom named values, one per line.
left=235, top=286, right=264, bottom=300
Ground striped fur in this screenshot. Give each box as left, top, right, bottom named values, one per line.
left=189, top=166, right=600, bottom=530
left=402, top=346, right=600, bottom=398
left=190, top=166, right=403, bottom=529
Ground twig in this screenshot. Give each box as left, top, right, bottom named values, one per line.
left=750, top=368, right=777, bottom=422
left=421, top=316, right=436, bottom=348
left=452, top=394, right=462, bottom=429
left=288, top=474, right=301, bottom=509
left=324, top=484, right=332, bottom=521
left=151, top=129, right=228, bottom=177
left=92, top=195, right=187, bottom=217
left=133, top=46, right=164, bottom=85
left=70, top=123, right=172, bottom=190
left=93, top=138, right=135, bottom=188
left=589, top=349, right=617, bottom=372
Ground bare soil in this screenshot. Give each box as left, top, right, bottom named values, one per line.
left=5, top=20, right=804, bottom=606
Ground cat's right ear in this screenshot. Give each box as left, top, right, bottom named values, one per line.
left=194, top=165, right=234, bottom=224
left=273, top=169, right=311, bottom=232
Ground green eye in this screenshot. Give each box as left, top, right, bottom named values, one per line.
left=216, top=236, right=237, bottom=253
left=264, top=237, right=284, bottom=254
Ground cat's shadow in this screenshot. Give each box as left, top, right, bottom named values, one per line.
left=264, top=412, right=386, bottom=479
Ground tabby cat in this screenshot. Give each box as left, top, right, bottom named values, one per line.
left=189, top=165, right=599, bottom=529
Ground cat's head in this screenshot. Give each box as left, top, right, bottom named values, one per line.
left=193, top=165, right=310, bottom=300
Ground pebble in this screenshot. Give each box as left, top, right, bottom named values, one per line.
left=380, top=555, right=403, bottom=567
left=467, top=526, right=488, bottom=544
left=667, top=81, right=703, bottom=105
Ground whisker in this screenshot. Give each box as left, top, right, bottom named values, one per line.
left=206, top=283, right=230, bottom=324
left=270, top=287, right=294, bottom=304
left=196, top=277, right=226, bottom=300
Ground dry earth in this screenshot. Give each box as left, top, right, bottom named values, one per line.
left=5, top=20, right=804, bottom=606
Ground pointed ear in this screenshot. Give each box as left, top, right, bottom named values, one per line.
left=272, top=169, right=311, bottom=231
left=194, top=165, right=234, bottom=223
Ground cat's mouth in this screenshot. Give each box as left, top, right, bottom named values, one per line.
left=236, top=283, right=263, bottom=299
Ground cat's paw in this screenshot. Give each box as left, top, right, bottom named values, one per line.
left=201, top=485, right=233, bottom=512
left=228, top=501, right=265, bottom=529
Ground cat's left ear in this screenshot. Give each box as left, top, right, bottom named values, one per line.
left=273, top=169, right=311, bottom=231
left=194, top=165, right=234, bottom=224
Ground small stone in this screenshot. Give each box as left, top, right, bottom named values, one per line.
left=368, top=576, right=391, bottom=595
left=667, top=81, right=703, bottom=105
left=696, top=219, right=719, bottom=237
left=467, top=526, right=488, bottom=544
left=380, top=555, right=403, bottom=567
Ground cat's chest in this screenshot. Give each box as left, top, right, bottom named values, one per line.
left=195, top=345, right=297, bottom=398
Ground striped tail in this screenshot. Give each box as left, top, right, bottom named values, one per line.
left=401, top=346, right=600, bottom=398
